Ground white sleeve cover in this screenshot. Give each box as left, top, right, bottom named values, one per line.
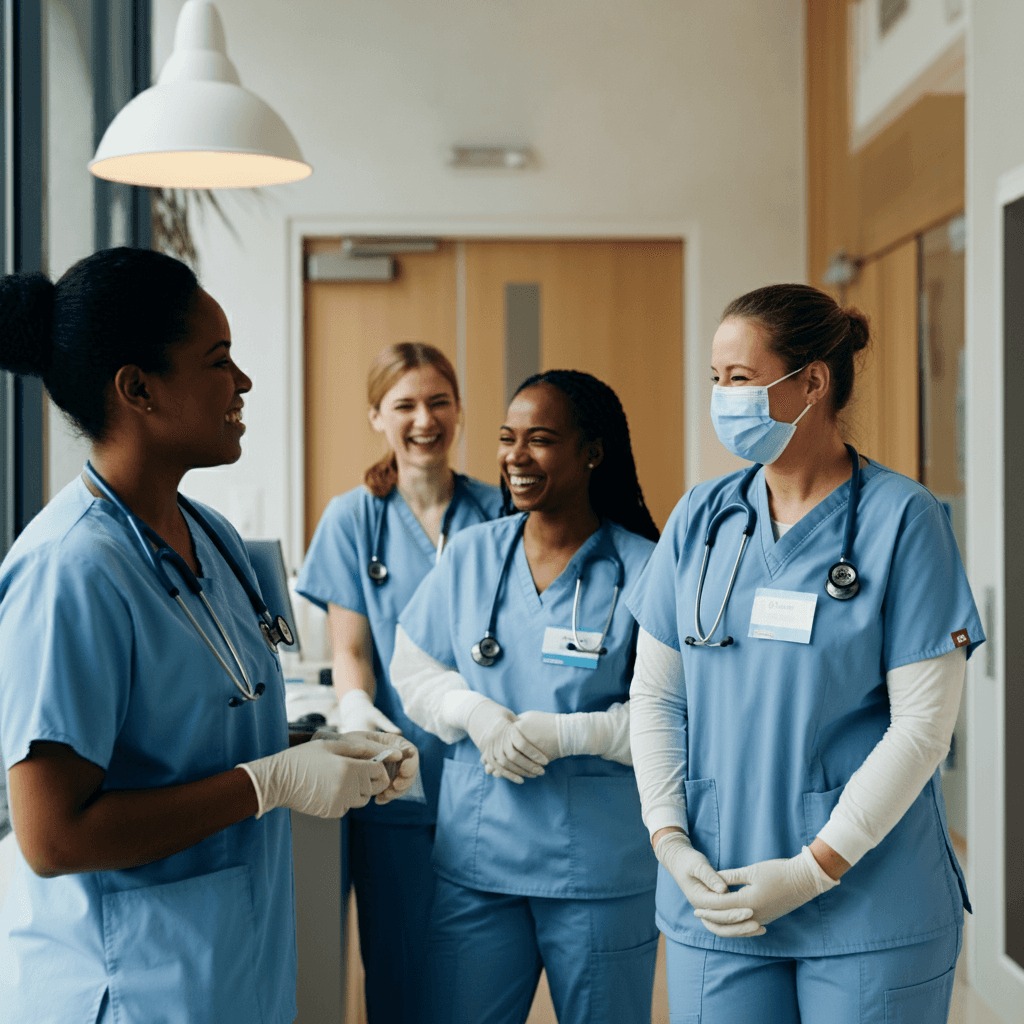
left=817, top=647, right=966, bottom=866
left=556, top=701, right=633, bottom=764
left=629, top=628, right=689, bottom=837
left=389, top=624, right=475, bottom=744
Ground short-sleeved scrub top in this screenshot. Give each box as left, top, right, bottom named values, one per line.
left=399, top=515, right=660, bottom=899
left=296, top=475, right=502, bottom=823
left=0, top=478, right=296, bottom=1024
left=627, top=461, right=983, bottom=957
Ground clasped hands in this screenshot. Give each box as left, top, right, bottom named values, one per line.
left=655, top=831, right=839, bottom=939
left=465, top=701, right=559, bottom=783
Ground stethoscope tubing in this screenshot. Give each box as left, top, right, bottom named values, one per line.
left=83, top=462, right=283, bottom=705
left=368, top=473, right=484, bottom=584
left=687, top=445, right=862, bottom=648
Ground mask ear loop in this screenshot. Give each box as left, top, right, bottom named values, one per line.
left=789, top=402, right=813, bottom=427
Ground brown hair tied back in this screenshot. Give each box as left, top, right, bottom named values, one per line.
left=364, top=342, right=460, bottom=498
left=721, top=284, right=870, bottom=415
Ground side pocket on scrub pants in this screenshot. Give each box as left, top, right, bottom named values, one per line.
left=102, top=865, right=263, bottom=1024
left=884, top=964, right=956, bottom=1023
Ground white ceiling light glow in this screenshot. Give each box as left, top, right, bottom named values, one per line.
left=89, top=0, right=311, bottom=189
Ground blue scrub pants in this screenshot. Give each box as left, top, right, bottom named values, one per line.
left=664, top=924, right=961, bottom=1024
left=348, top=819, right=437, bottom=1024
left=425, top=877, right=658, bottom=1024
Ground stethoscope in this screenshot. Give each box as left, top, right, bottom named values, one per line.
left=84, top=462, right=295, bottom=706
left=471, top=515, right=626, bottom=667
left=367, top=473, right=485, bottom=584
left=684, top=443, right=862, bottom=648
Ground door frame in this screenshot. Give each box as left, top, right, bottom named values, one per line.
left=285, top=218, right=699, bottom=569
left=968, top=166, right=1024, bottom=1019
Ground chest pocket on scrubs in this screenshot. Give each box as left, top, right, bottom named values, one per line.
left=101, top=865, right=263, bottom=1024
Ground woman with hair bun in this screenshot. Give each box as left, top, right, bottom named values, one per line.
left=0, top=248, right=417, bottom=1024
left=295, top=342, right=502, bottom=1023
left=390, top=369, right=661, bottom=1024
left=628, top=283, right=983, bottom=1023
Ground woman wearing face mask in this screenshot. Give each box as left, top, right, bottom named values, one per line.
left=390, top=370, right=662, bottom=1024
left=627, top=284, right=982, bottom=1024
left=0, top=249, right=417, bottom=1024
left=295, top=343, right=502, bottom=1023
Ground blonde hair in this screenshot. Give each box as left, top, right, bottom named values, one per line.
left=364, top=342, right=460, bottom=497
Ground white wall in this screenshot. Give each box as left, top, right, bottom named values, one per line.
left=965, top=0, right=1024, bottom=1019
left=146, top=0, right=806, bottom=568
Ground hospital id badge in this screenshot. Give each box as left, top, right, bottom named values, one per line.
left=542, top=626, right=601, bottom=670
left=748, top=588, right=817, bottom=644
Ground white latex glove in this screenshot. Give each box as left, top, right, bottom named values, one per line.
left=509, top=710, right=561, bottom=761
left=441, top=692, right=548, bottom=783
left=655, top=831, right=763, bottom=938
left=313, top=728, right=420, bottom=805
left=701, top=846, right=838, bottom=931
left=238, top=735, right=394, bottom=818
left=335, top=688, right=401, bottom=734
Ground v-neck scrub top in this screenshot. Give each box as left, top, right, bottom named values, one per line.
left=627, top=461, right=983, bottom=957
left=296, top=477, right=502, bottom=824
left=0, top=478, right=296, bottom=1024
left=399, top=515, right=659, bottom=899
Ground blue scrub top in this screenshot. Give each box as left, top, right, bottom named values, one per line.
left=0, top=478, right=296, bottom=1024
left=627, top=461, right=984, bottom=957
left=295, top=475, right=502, bottom=824
left=400, top=515, right=659, bottom=900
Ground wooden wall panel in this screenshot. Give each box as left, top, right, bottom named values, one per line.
left=844, top=239, right=919, bottom=478
left=303, top=241, right=458, bottom=545
left=463, top=240, right=684, bottom=529
left=806, top=0, right=964, bottom=286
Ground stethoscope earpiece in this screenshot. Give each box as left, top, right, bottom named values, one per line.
left=826, top=561, right=860, bottom=601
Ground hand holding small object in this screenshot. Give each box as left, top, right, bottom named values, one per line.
left=313, top=727, right=419, bottom=804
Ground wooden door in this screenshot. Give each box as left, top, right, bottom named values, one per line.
left=463, top=240, right=685, bottom=528
left=843, top=239, right=919, bottom=478
left=303, top=239, right=458, bottom=545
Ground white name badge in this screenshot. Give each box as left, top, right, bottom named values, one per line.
left=748, top=588, right=817, bottom=644
left=542, top=626, right=602, bottom=670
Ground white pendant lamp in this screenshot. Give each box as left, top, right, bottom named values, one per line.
left=89, top=0, right=311, bottom=189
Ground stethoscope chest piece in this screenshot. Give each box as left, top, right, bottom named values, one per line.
left=367, top=557, right=389, bottom=585
left=472, top=634, right=502, bottom=667
left=260, top=615, right=295, bottom=652
left=826, top=561, right=859, bottom=600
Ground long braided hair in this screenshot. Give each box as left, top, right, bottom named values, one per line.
left=502, top=369, right=659, bottom=542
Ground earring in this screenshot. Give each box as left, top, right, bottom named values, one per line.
left=146, top=406, right=152, bottom=413
left=587, top=463, right=594, bottom=469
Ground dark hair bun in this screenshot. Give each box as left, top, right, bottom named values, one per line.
left=0, top=271, right=56, bottom=376
left=844, top=306, right=870, bottom=353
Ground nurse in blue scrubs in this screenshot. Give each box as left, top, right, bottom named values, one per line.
left=296, top=343, right=502, bottom=1023
left=628, top=284, right=983, bottom=1023
left=391, top=370, right=662, bottom=1024
left=0, top=249, right=417, bottom=1024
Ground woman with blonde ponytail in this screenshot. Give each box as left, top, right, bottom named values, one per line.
left=296, top=342, right=502, bottom=1023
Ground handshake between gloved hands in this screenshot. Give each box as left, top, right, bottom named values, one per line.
left=238, top=730, right=420, bottom=819
left=654, top=830, right=840, bottom=939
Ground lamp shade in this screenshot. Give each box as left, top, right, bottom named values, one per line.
left=89, top=0, right=311, bottom=189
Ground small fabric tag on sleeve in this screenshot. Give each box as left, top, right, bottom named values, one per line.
left=951, top=629, right=971, bottom=649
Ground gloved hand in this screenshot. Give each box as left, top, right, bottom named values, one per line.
left=699, top=846, right=838, bottom=931
left=655, top=830, right=763, bottom=938
left=509, top=710, right=561, bottom=761
left=314, top=728, right=421, bottom=805
left=238, top=734, right=395, bottom=818
left=334, top=688, right=401, bottom=734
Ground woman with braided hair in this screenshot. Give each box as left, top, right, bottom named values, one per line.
left=390, top=369, right=660, bottom=1024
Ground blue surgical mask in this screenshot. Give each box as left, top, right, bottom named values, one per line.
left=710, top=366, right=810, bottom=465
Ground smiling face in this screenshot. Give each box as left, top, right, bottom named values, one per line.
left=145, top=288, right=252, bottom=469
left=498, top=383, right=601, bottom=515
left=710, top=316, right=809, bottom=426
left=368, top=364, right=460, bottom=472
